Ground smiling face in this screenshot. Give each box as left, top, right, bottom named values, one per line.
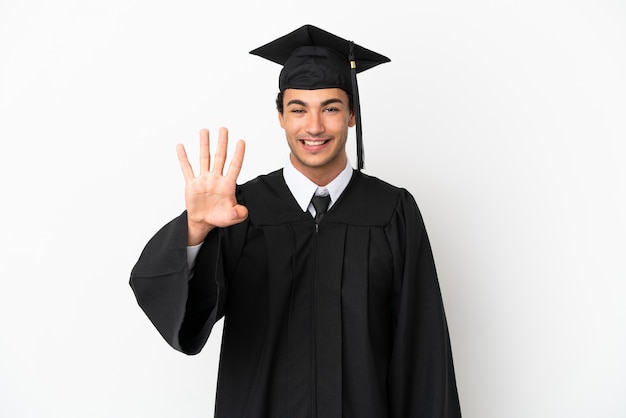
left=278, top=88, right=356, bottom=185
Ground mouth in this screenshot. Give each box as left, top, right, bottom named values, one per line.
left=300, top=138, right=331, bottom=147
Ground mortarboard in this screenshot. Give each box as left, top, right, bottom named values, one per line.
left=250, top=24, right=391, bottom=171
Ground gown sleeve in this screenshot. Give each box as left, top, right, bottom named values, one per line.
left=129, top=211, right=227, bottom=355
left=386, top=191, right=462, bottom=417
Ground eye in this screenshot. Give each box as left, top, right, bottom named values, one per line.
left=324, top=106, right=340, bottom=113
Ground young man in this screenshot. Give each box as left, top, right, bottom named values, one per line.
left=130, top=25, right=461, bottom=417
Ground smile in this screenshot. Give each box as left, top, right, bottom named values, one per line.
left=301, top=139, right=330, bottom=146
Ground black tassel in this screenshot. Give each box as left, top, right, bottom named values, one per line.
left=349, top=41, right=364, bottom=171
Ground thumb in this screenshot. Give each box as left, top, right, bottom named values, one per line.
left=231, top=205, right=249, bottom=222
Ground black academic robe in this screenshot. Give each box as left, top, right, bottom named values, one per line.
left=130, top=169, right=461, bottom=418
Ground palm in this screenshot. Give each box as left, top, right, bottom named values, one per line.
left=185, top=169, right=240, bottom=227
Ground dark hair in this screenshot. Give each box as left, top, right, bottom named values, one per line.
left=275, top=90, right=354, bottom=113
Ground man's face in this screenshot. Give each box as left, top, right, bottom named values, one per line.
left=279, top=88, right=356, bottom=182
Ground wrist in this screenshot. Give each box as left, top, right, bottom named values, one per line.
left=187, top=220, right=213, bottom=246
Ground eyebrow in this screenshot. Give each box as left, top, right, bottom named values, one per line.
left=286, top=98, right=345, bottom=107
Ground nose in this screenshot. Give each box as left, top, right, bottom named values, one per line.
left=305, top=112, right=324, bottom=136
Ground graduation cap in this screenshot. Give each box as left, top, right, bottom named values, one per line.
left=250, top=24, right=391, bottom=171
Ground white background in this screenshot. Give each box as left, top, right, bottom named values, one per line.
left=1, top=1, right=625, bottom=417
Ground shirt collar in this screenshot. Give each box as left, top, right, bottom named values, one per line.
left=282, top=156, right=353, bottom=212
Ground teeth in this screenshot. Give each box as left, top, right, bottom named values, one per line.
left=303, top=140, right=326, bottom=146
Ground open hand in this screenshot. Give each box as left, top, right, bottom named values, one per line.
left=177, top=127, right=247, bottom=245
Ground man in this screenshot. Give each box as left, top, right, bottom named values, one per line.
left=130, top=25, right=461, bottom=417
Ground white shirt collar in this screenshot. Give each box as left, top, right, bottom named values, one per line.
left=282, top=156, right=353, bottom=212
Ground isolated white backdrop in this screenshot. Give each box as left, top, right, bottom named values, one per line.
left=1, top=1, right=625, bottom=417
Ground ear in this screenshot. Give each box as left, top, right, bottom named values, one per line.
left=348, top=111, right=356, bottom=128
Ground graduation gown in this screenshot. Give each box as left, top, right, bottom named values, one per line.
left=130, top=169, right=461, bottom=418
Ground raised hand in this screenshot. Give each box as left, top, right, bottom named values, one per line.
left=177, top=127, right=247, bottom=245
